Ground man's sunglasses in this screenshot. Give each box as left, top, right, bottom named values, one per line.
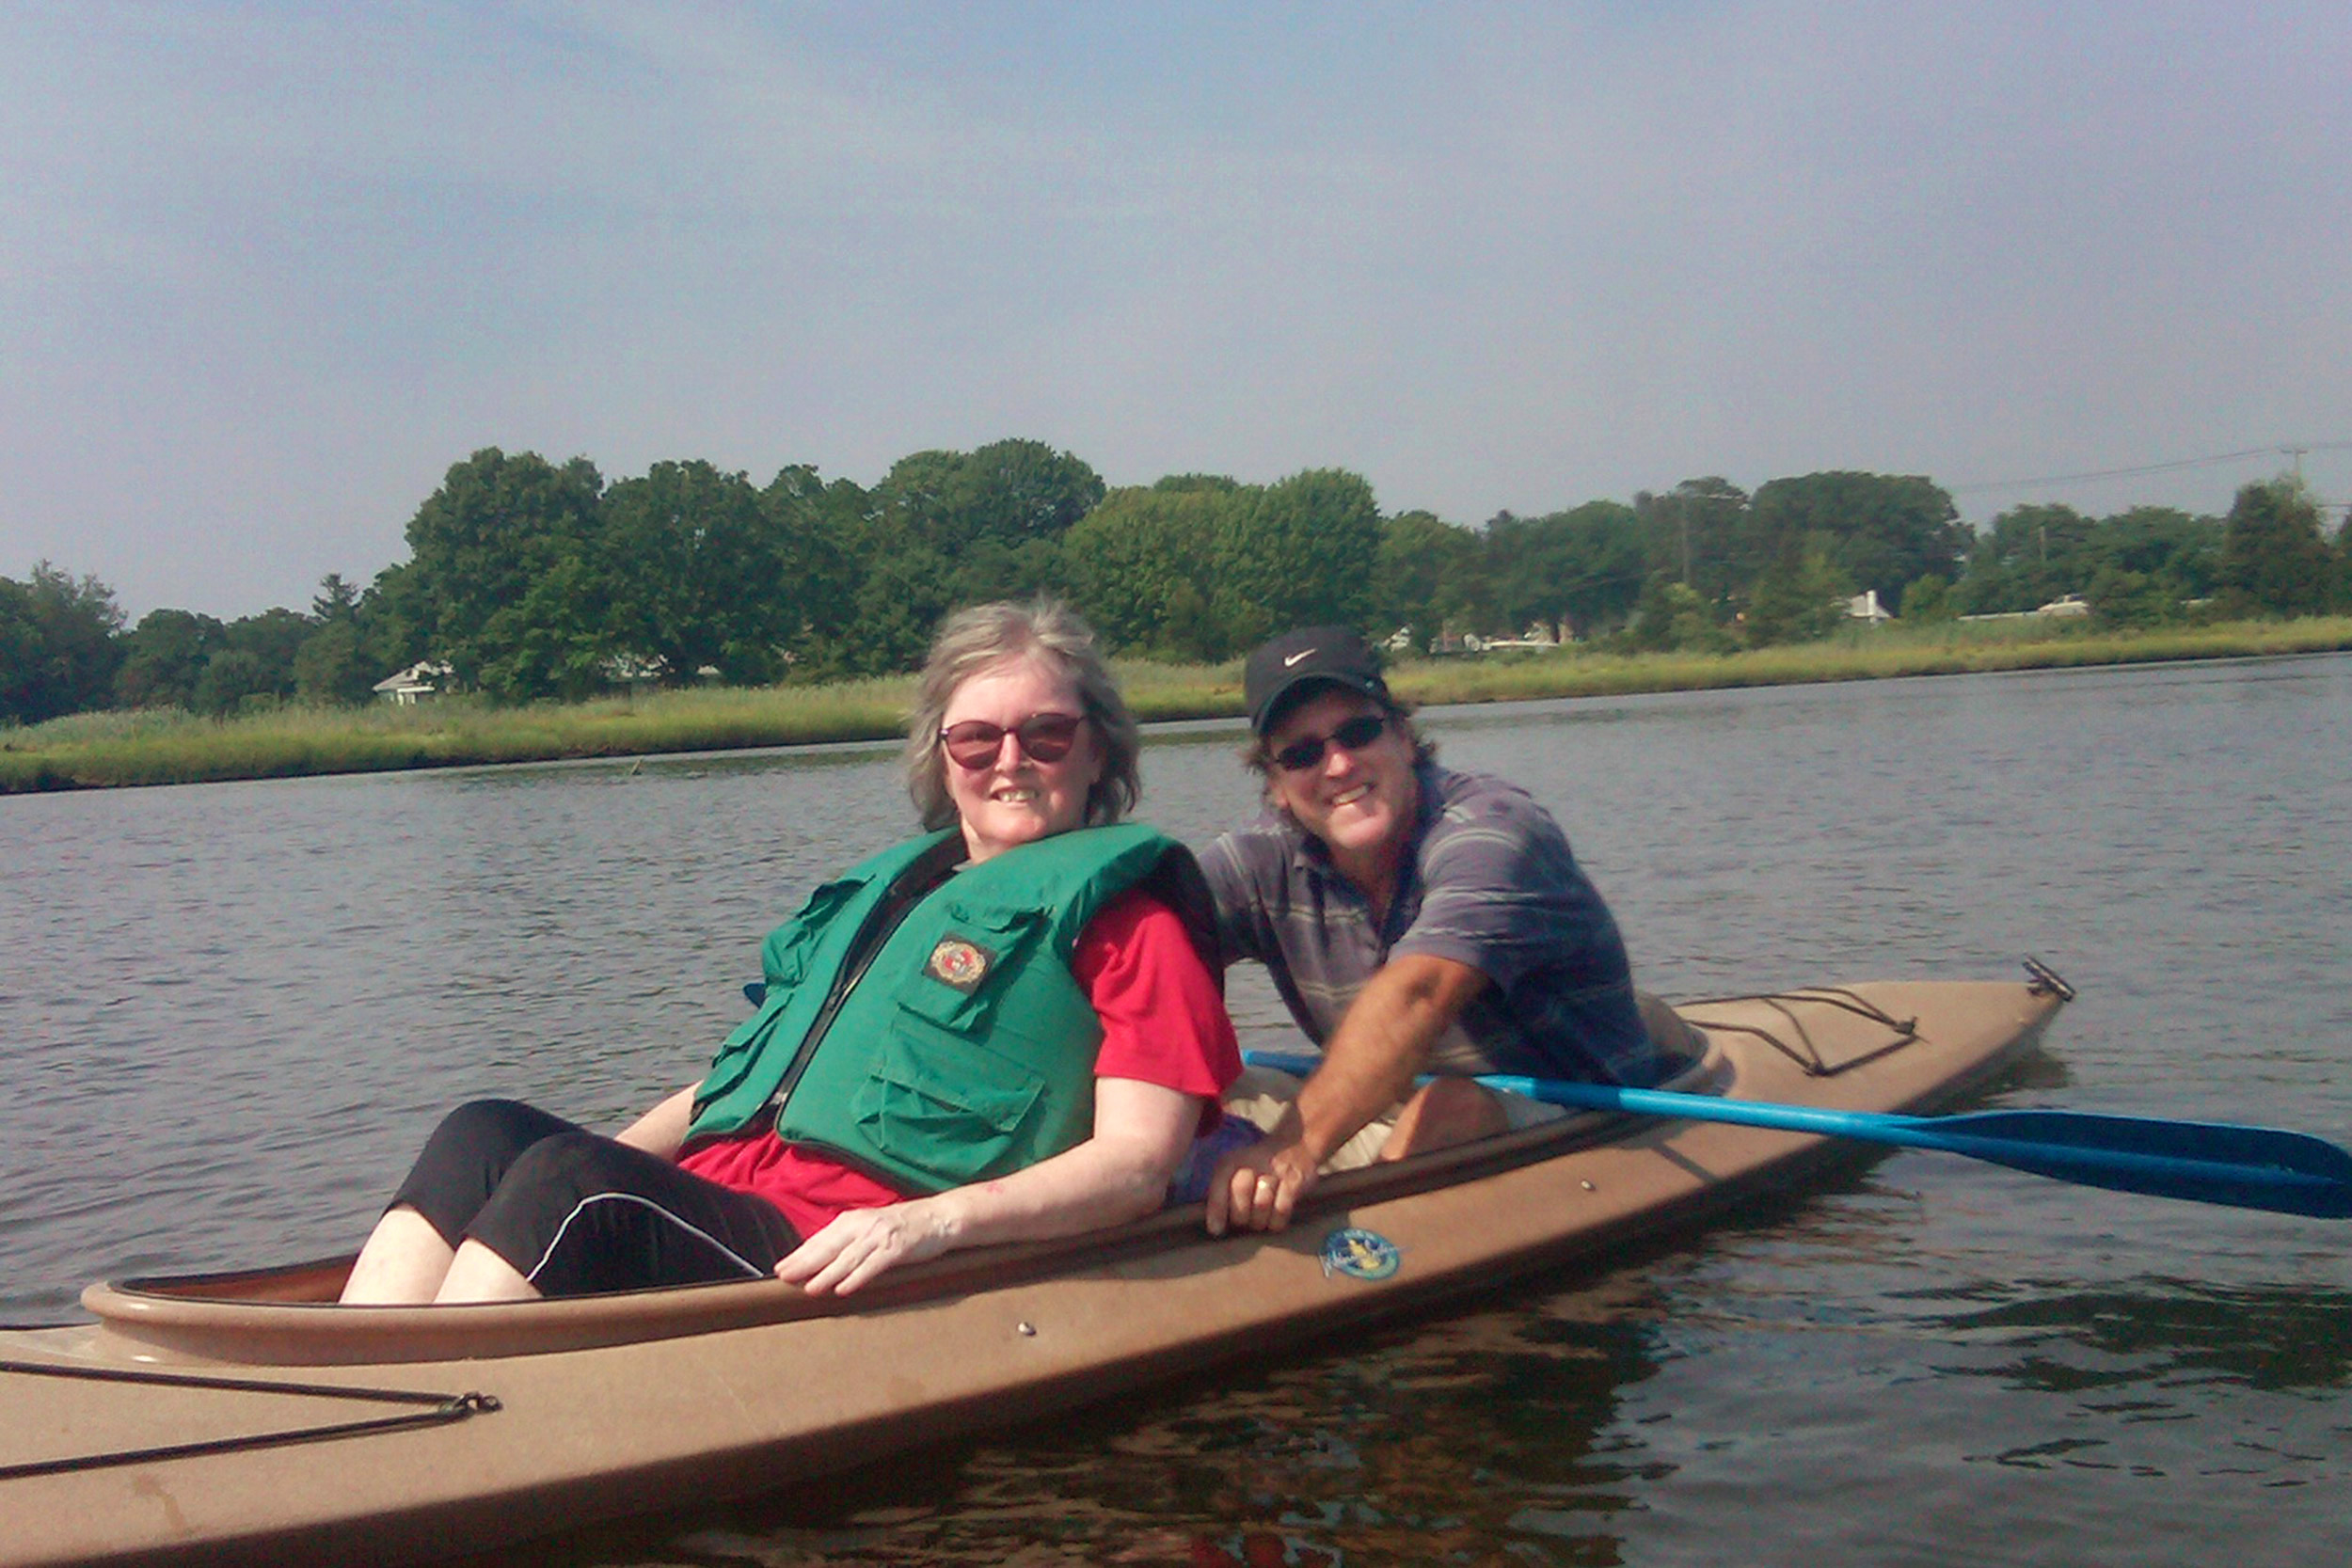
left=1270, top=713, right=1389, bottom=774
left=940, top=712, right=1087, bottom=769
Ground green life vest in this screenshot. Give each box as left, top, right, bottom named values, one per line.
left=686, top=823, right=1210, bottom=1195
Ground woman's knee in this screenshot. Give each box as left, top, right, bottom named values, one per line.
left=495, top=1130, right=651, bottom=1196
left=421, top=1098, right=563, bottom=1159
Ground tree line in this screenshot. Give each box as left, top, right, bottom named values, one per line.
left=7, top=437, right=2349, bottom=725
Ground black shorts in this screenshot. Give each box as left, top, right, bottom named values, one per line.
left=389, top=1099, right=803, bottom=1297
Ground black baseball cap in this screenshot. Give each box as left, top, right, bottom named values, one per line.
left=1243, top=626, right=1392, bottom=735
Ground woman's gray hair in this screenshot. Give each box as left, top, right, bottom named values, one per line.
left=906, top=597, right=1143, bottom=832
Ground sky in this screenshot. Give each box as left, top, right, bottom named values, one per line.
left=4, top=2, right=2348, bottom=621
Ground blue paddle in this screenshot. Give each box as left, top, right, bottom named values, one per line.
left=1242, top=1050, right=2352, bottom=1219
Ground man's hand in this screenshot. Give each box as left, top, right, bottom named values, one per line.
left=1200, top=955, right=1492, bottom=1240
left=1203, top=1112, right=1321, bottom=1235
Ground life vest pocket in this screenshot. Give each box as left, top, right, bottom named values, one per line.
left=894, top=902, right=1046, bottom=1035
left=852, top=1024, right=1052, bottom=1185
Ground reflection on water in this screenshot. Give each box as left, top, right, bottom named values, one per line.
left=8, top=654, right=2352, bottom=1565
left=1927, top=1277, right=2352, bottom=1396
left=465, top=1277, right=1673, bottom=1568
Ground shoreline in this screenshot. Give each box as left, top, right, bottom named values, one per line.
left=8, top=617, right=2351, bottom=795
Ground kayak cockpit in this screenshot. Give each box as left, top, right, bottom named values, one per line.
left=78, top=980, right=2061, bottom=1370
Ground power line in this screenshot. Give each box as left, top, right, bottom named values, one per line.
left=1949, top=443, right=2352, bottom=497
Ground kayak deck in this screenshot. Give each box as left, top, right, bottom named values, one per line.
left=1, top=978, right=2064, bottom=1567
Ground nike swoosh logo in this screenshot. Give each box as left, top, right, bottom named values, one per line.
left=1282, top=648, right=1316, bottom=667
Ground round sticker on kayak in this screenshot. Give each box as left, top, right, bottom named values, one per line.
left=1321, top=1227, right=1402, bottom=1281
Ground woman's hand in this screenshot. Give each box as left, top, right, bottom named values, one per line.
left=774, top=1199, right=958, bottom=1296
left=776, top=1078, right=1201, bottom=1293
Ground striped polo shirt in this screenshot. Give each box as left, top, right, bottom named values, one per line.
left=1199, top=762, right=1662, bottom=1085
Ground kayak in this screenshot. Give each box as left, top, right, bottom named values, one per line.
left=0, top=976, right=2066, bottom=1567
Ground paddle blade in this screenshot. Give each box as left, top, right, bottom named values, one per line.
left=1934, top=1109, right=2352, bottom=1219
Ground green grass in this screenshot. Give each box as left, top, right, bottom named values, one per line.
left=1382, top=615, right=2352, bottom=706
left=8, top=616, right=2352, bottom=794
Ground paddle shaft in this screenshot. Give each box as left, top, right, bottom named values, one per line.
left=1242, top=1051, right=2352, bottom=1219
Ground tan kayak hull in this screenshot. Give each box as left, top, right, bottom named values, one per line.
left=0, top=980, right=2062, bottom=1566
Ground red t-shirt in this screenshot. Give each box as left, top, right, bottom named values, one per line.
left=676, top=888, right=1240, bottom=1239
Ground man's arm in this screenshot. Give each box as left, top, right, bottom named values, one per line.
left=1204, top=952, right=1487, bottom=1235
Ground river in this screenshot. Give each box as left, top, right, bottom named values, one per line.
left=3, top=654, right=2348, bottom=1566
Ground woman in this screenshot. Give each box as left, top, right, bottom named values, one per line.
left=341, top=598, right=1240, bottom=1305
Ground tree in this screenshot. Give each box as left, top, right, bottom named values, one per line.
left=1485, top=501, right=1646, bottom=639
left=1626, top=578, right=1735, bottom=653
left=2084, top=565, right=2173, bottom=629
left=760, top=465, right=871, bottom=676
left=1900, top=574, right=1955, bottom=623
left=600, top=460, right=787, bottom=685
left=1062, top=485, right=1244, bottom=657
left=355, top=562, right=431, bottom=680
left=2084, top=506, right=2220, bottom=589
left=1212, top=469, right=1382, bottom=646
left=2338, top=511, right=2352, bottom=612
left=293, top=620, right=379, bottom=705
left=1958, top=503, right=2096, bottom=613
left=190, top=649, right=275, bottom=717
left=1743, top=537, right=1851, bottom=646
left=869, top=438, right=1104, bottom=555
left=475, top=552, right=611, bottom=701
left=0, top=577, right=44, bottom=724
left=116, top=609, right=229, bottom=708
left=1634, top=477, right=1750, bottom=602
left=1372, top=510, right=1480, bottom=647
left=0, top=563, right=124, bottom=723
left=1747, top=473, right=1964, bottom=614
left=404, top=449, right=607, bottom=700
left=2218, top=477, right=2333, bottom=618
left=311, top=573, right=362, bottom=624
left=223, top=609, right=313, bottom=699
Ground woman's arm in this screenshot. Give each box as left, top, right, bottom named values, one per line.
left=774, top=1075, right=1201, bottom=1295
left=613, top=1084, right=701, bottom=1161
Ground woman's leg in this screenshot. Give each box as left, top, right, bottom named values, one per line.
left=341, top=1100, right=584, bottom=1305
left=434, top=1237, right=541, bottom=1303
left=342, top=1206, right=460, bottom=1304
left=457, top=1132, right=802, bottom=1298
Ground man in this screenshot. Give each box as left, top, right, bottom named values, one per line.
left=1199, top=626, right=1686, bottom=1235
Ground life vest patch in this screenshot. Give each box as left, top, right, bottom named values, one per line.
left=925, top=937, right=994, bottom=992
left=1320, top=1226, right=1402, bottom=1282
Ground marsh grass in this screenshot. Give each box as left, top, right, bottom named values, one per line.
left=7, top=616, right=2350, bottom=793
left=1384, top=615, right=2352, bottom=707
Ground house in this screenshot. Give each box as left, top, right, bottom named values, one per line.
left=1475, top=621, right=1565, bottom=653
left=1846, top=589, right=1893, bottom=624
left=2034, top=594, right=2090, bottom=618
left=602, top=653, right=664, bottom=689
left=372, top=661, right=453, bottom=705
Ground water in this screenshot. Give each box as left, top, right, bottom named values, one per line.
left=5, top=655, right=2350, bottom=1565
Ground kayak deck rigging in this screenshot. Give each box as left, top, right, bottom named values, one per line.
left=0, top=1359, right=498, bottom=1481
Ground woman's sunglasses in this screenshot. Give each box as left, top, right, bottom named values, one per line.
left=1270, top=712, right=1389, bottom=774
left=940, top=712, right=1087, bottom=769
